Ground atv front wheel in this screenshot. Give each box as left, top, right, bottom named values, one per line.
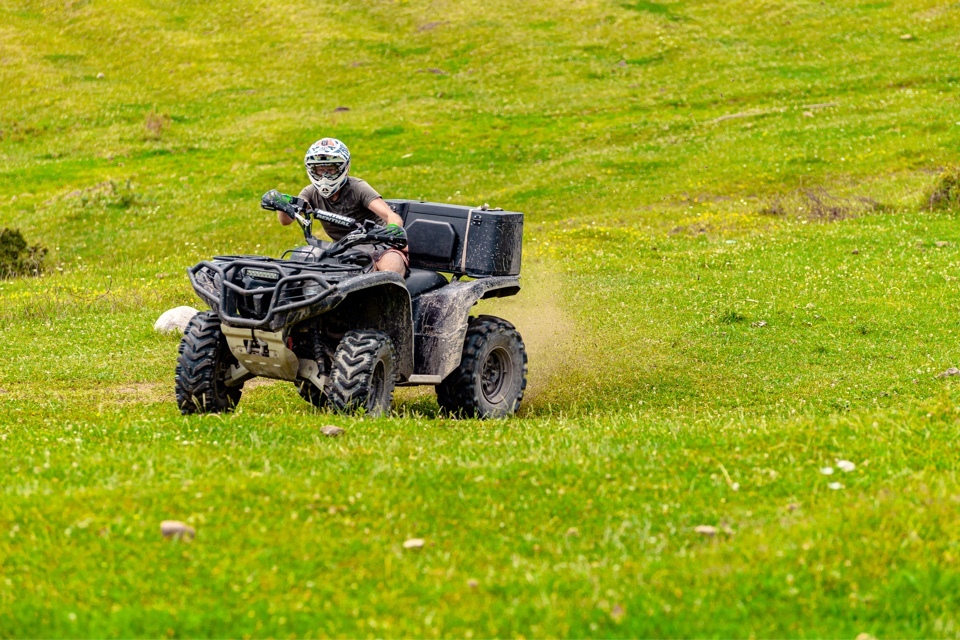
left=327, top=330, right=397, bottom=417
left=175, top=311, right=243, bottom=414
left=437, top=315, right=527, bottom=418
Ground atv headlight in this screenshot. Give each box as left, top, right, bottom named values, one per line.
left=302, top=282, right=322, bottom=298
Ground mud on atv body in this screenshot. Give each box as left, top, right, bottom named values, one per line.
left=175, top=190, right=526, bottom=418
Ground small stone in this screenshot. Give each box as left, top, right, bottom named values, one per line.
left=828, top=482, right=844, bottom=490
left=333, top=106, right=350, bottom=112
left=803, top=111, right=814, bottom=118
left=154, top=306, right=199, bottom=334
left=851, top=249, right=859, bottom=254
left=937, top=367, right=960, bottom=379
left=935, top=241, right=950, bottom=247
left=403, top=538, right=425, bottom=549
left=96, top=72, right=105, bottom=79
left=160, top=520, right=195, bottom=540
left=320, top=425, right=344, bottom=437
left=467, top=578, right=479, bottom=589
left=786, top=502, right=800, bottom=511
left=417, top=21, right=445, bottom=32
left=694, top=525, right=718, bottom=536
left=900, top=34, right=914, bottom=40
left=836, top=460, right=856, bottom=473
left=820, top=466, right=834, bottom=475
left=610, top=603, right=625, bottom=621
left=565, top=527, right=579, bottom=537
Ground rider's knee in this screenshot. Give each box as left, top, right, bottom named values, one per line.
left=376, top=253, right=406, bottom=275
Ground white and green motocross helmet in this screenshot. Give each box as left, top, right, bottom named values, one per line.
left=304, top=138, right=351, bottom=197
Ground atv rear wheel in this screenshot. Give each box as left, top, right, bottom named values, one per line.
left=327, top=330, right=397, bottom=417
left=437, top=315, right=527, bottom=418
left=175, top=311, right=243, bottom=414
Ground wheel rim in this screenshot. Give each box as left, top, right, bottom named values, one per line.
left=480, top=346, right=513, bottom=404
left=366, top=360, right=385, bottom=412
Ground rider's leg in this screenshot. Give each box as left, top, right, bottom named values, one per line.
left=375, top=251, right=407, bottom=276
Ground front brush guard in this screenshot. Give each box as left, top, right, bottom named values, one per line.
left=189, top=258, right=339, bottom=329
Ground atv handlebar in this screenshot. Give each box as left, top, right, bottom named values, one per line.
left=312, top=209, right=357, bottom=229
left=260, top=189, right=357, bottom=229
left=261, top=189, right=407, bottom=256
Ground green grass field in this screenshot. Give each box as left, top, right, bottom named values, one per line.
left=2, top=0, right=960, bottom=636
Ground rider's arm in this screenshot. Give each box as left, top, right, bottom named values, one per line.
left=368, top=198, right=404, bottom=227
left=277, top=210, right=294, bottom=226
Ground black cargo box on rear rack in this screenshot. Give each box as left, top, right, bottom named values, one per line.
left=385, top=200, right=523, bottom=277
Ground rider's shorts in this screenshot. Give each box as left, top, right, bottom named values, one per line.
left=376, top=248, right=410, bottom=270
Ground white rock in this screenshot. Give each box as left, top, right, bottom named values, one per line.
left=403, top=538, right=425, bottom=549
left=828, top=482, right=844, bottom=490
left=154, top=306, right=199, bottom=334
left=836, top=460, right=856, bottom=473
left=694, top=525, right=718, bottom=536
left=160, top=520, right=195, bottom=540
left=320, top=425, right=344, bottom=437
left=820, top=466, right=834, bottom=475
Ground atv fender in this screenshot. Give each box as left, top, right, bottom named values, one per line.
left=330, top=272, right=415, bottom=380
left=411, top=276, right=521, bottom=380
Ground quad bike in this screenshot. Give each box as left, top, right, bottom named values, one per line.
left=174, top=190, right=527, bottom=418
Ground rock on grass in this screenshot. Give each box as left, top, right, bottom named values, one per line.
left=154, top=306, right=199, bottom=334
left=160, top=520, right=195, bottom=540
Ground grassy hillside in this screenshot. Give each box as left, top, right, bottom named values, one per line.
left=2, top=0, right=960, bottom=636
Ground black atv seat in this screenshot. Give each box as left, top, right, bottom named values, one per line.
left=405, top=268, right=448, bottom=298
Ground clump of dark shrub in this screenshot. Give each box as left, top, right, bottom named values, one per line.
left=926, top=166, right=960, bottom=211
left=0, top=228, right=48, bottom=278
left=719, top=309, right=746, bottom=324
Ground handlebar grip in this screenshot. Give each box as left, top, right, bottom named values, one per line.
left=369, top=232, right=408, bottom=249
left=261, top=189, right=299, bottom=216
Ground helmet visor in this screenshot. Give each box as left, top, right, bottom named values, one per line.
left=307, top=162, right=346, bottom=184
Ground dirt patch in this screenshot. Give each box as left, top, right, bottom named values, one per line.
left=110, top=378, right=279, bottom=406
left=244, top=377, right=279, bottom=390
left=762, top=187, right=885, bottom=221
left=114, top=382, right=172, bottom=404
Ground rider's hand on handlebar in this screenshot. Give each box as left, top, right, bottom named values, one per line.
left=370, top=223, right=407, bottom=249
left=381, top=223, right=406, bottom=239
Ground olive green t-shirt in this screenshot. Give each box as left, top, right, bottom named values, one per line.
left=298, top=177, right=382, bottom=240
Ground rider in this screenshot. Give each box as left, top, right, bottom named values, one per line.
left=276, top=138, right=408, bottom=276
